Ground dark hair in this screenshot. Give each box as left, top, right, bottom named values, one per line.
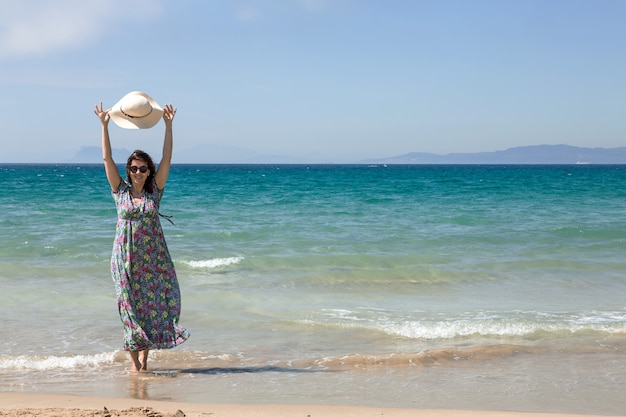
left=126, top=150, right=156, bottom=193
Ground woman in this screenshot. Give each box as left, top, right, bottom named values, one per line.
left=94, top=100, right=189, bottom=372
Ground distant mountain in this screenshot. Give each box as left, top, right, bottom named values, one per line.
left=67, top=144, right=626, bottom=165
left=362, top=145, right=626, bottom=164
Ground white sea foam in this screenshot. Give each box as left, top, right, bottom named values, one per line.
left=307, top=309, right=626, bottom=340
left=384, top=319, right=626, bottom=340
left=182, top=257, right=243, bottom=269
left=0, top=351, right=121, bottom=371
left=380, top=320, right=548, bottom=339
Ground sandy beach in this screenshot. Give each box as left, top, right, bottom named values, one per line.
left=0, top=393, right=622, bottom=417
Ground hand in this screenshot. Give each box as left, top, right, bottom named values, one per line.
left=163, top=104, right=177, bottom=124
left=94, top=102, right=110, bottom=125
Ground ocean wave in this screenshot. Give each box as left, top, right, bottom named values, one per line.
left=2, top=340, right=624, bottom=374
left=166, top=345, right=545, bottom=372
left=311, top=344, right=543, bottom=369
left=301, top=309, right=626, bottom=340
left=0, top=346, right=537, bottom=372
left=0, top=351, right=123, bottom=371
left=180, top=256, right=243, bottom=269
left=378, top=319, right=618, bottom=339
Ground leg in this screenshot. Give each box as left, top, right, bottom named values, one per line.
left=139, top=349, right=150, bottom=371
left=129, top=351, right=142, bottom=372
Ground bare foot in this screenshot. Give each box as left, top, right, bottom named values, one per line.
left=129, top=351, right=143, bottom=373
left=139, top=349, right=150, bottom=371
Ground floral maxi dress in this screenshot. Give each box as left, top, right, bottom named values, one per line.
left=111, top=180, right=189, bottom=351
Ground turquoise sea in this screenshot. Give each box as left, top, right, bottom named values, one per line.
left=1, top=163, right=626, bottom=414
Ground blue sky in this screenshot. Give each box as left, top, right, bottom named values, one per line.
left=1, top=0, right=624, bottom=163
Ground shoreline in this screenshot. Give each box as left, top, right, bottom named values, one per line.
left=0, top=393, right=622, bottom=417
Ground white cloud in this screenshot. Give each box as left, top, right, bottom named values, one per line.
left=0, top=0, right=163, bottom=59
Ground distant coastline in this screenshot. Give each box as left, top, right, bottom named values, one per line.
left=360, top=144, right=626, bottom=165
left=3, top=144, right=626, bottom=165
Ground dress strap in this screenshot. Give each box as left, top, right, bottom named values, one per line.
left=159, top=212, right=175, bottom=226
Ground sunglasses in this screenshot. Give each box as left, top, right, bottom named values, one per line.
left=129, top=165, right=149, bottom=173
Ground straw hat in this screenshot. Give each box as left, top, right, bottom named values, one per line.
left=109, top=91, right=163, bottom=129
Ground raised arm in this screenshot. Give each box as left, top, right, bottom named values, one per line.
left=94, top=102, right=122, bottom=191
left=154, top=104, right=176, bottom=190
